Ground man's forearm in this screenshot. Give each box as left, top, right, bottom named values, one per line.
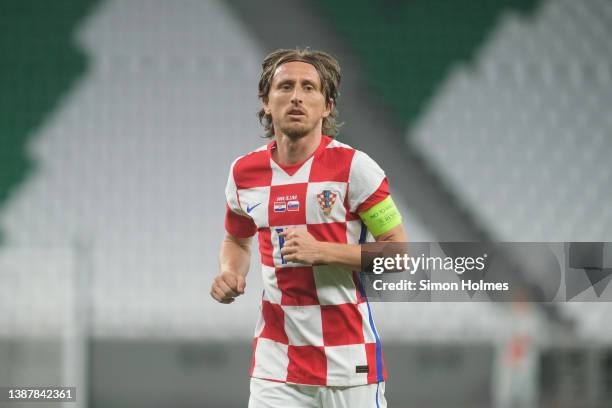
left=211, top=234, right=253, bottom=303
left=316, top=224, right=407, bottom=271
left=317, top=242, right=361, bottom=270
left=219, top=235, right=252, bottom=278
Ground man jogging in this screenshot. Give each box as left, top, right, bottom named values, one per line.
left=211, top=48, right=406, bottom=408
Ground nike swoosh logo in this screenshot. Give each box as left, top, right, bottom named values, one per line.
left=246, top=203, right=261, bottom=213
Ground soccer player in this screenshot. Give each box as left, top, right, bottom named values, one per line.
left=210, top=48, right=406, bottom=408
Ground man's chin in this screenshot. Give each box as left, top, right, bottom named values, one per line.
left=280, top=124, right=311, bottom=140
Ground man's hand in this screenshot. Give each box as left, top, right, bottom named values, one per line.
left=213, top=233, right=251, bottom=304
left=280, top=227, right=324, bottom=265
left=210, top=272, right=246, bottom=304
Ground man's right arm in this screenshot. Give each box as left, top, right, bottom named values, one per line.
left=210, top=233, right=252, bottom=304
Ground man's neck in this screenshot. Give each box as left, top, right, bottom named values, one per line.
left=273, top=131, right=322, bottom=166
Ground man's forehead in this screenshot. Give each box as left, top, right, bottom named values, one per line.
left=272, top=61, right=321, bottom=83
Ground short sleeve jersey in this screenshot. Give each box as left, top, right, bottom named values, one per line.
left=224, top=135, right=389, bottom=387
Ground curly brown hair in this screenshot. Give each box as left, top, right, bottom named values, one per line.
left=258, top=48, right=342, bottom=138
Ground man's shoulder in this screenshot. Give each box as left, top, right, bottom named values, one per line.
left=228, top=142, right=272, bottom=188
left=323, top=137, right=377, bottom=160
left=313, top=137, right=358, bottom=172
left=321, top=137, right=381, bottom=171
left=323, top=136, right=354, bottom=151
left=231, top=142, right=270, bottom=170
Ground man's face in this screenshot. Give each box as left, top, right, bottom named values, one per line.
left=264, top=61, right=332, bottom=139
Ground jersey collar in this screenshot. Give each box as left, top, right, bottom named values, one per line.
left=268, top=135, right=332, bottom=176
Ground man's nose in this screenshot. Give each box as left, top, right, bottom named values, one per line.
left=291, top=87, right=303, bottom=104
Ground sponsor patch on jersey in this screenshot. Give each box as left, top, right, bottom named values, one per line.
left=287, top=200, right=300, bottom=212
left=317, top=190, right=337, bottom=216
left=274, top=201, right=286, bottom=212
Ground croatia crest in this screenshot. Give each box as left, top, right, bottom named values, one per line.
left=317, top=190, right=337, bottom=216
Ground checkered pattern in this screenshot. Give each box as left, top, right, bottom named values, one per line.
left=225, top=136, right=389, bottom=386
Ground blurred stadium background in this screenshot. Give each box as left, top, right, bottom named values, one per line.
left=1, top=0, right=611, bottom=407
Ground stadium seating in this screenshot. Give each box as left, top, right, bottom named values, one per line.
left=408, top=0, right=612, bottom=339
left=411, top=0, right=612, bottom=242
left=0, top=0, right=267, bottom=338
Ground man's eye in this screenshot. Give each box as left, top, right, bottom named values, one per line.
left=281, top=84, right=292, bottom=90
left=304, top=85, right=314, bottom=91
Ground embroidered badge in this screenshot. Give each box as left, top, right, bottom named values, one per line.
left=317, top=190, right=337, bottom=216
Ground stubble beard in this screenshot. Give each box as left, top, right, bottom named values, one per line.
left=279, top=121, right=312, bottom=140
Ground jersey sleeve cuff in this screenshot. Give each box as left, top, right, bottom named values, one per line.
left=225, top=205, right=257, bottom=238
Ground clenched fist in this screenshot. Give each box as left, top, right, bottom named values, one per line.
left=210, top=272, right=246, bottom=304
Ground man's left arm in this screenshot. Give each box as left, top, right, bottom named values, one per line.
left=279, top=212, right=406, bottom=270
left=281, top=150, right=405, bottom=269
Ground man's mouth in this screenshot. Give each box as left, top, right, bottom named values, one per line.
left=288, top=109, right=305, bottom=116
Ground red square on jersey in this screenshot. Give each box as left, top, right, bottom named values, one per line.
left=233, top=151, right=272, bottom=189
left=321, top=303, right=364, bottom=346
left=287, top=345, right=327, bottom=385
left=268, top=183, right=308, bottom=227
left=259, top=301, right=288, bottom=344
left=307, top=222, right=348, bottom=244
left=276, top=267, right=319, bottom=306
left=309, top=147, right=354, bottom=182
left=257, top=228, right=274, bottom=267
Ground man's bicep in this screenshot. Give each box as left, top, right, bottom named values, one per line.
left=347, top=151, right=387, bottom=213
left=223, top=232, right=253, bottom=252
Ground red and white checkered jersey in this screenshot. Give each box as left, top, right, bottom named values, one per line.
left=224, top=135, right=389, bottom=386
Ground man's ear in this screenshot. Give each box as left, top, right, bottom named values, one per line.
left=323, top=98, right=334, bottom=118
left=262, top=99, right=271, bottom=115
